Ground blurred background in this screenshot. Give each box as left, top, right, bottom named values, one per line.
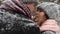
left=0, top=0, right=60, bottom=4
